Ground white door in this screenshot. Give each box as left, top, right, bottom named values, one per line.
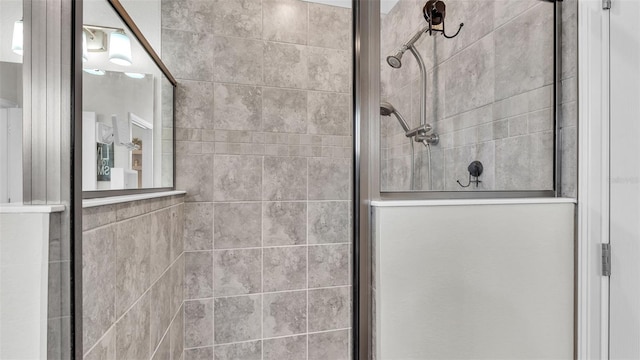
left=610, top=0, right=640, bottom=358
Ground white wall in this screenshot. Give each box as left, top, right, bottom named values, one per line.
left=374, top=201, right=575, bottom=359
left=0, top=210, right=53, bottom=359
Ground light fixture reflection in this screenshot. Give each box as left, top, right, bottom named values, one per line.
left=83, top=68, right=105, bottom=76
left=82, top=31, right=89, bottom=62
left=12, top=20, right=23, bottom=56
left=108, top=31, right=132, bottom=66
left=124, top=72, right=145, bottom=79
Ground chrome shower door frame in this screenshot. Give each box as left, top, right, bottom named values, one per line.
left=352, top=0, right=564, bottom=359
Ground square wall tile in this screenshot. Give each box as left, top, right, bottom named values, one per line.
left=262, top=88, right=307, bottom=133
left=184, top=202, right=214, bottom=251
left=263, top=247, right=307, bottom=292
left=176, top=154, right=214, bottom=202
left=213, top=155, right=262, bottom=201
left=263, top=156, right=307, bottom=200
left=161, top=0, right=214, bottom=33
left=184, top=346, right=213, bottom=360
left=213, top=84, right=262, bottom=131
left=212, top=0, right=262, bottom=38
left=185, top=299, right=214, bottom=348
left=308, top=157, right=350, bottom=200
left=214, top=202, right=262, bottom=249
left=308, top=287, right=351, bottom=332
left=263, top=0, right=308, bottom=44
left=214, top=249, right=262, bottom=296
left=175, top=80, right=215, bottom=130
left=162, top=29, right=214, bottom=81
left=308, top=201, right=350, bottom=244
left=185, top=251, right=214, bottom=299
left=308, top=330, right=350, bottom=360
left=263, top=42, right=308, bottom=89
left=308, top=92, right=350, bottom=135
left=214, top=295, right=262, bottom=344
left=308, top=3, right=351, bottom=50
left=263, top=291, right=307, bottom=337
left=263, top=335, right=307, bottom=360
left=214, top=341, right=262, bottom=360
left=263, top=202, right=307, bottom=246
left=308, top=244, right=350, bottom=288
left=213, top=36, right=264, bottom=85
left=307, top=47, right=350, bottom=93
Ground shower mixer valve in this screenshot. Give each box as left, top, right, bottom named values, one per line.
left=414, top=127, right=439, bottom=146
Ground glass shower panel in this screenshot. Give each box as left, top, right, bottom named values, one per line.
left=0, top=0, right=23, bottom=203
left=379, top=0, right=555, bottom=192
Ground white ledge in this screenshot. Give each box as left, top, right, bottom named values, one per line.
left=0, top=204, right=66, bottom=213
left=83, top=190, right=186, bottom=208
left=371, top=197, right=577, bottom=207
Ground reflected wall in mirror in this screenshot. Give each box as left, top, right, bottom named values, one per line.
left=380, top=0, right=555, bottom=193
left=82, top=0, right=174, bottom=192
left=0, top=0, right=23, bottom=203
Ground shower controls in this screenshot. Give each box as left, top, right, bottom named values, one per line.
left=456, top=161, right=483, bottom=188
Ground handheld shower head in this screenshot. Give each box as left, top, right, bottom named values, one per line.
left=380, top=101, right=395, bottom=116
left=380, top=101, right=410, bottom=133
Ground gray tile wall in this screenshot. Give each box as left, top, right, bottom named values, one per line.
left=82, top=195, right=186, bottom=360
left=48, top=212, right=72, bottom=359
left=380, top=0, right=578, bottom=196
left=162, top=0, right=352, bottom=359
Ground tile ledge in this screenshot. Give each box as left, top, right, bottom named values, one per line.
left=371, top=197, right=577, bottom=207
left=83, top=190, right=186, bottom=208
left=0, top=204, right=66, bottom=213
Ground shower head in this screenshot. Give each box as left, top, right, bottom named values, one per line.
left=387, top=51, right=404, bottom=68
left=386, top=24, right=430, bottom=69
left=380, top=101, right=410, bottom=133
left=380, top=101, right=395, bottom=116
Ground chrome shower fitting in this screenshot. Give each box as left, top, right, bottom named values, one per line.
left=380, top=101, right=411, bottom=133
left=416, top=130, right=439, bottom=146
left=380, top=101, right=438, bottom=147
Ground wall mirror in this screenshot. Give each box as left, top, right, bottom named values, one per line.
left=82, top=0, right=175, bottom=196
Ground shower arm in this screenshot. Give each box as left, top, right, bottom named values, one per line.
left=401, top=24, right=431, bottom=51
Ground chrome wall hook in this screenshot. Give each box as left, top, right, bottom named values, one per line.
left=456, top=161, right=483, bottom=188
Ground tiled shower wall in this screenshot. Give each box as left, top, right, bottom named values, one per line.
left=48, top=212, right=71, bottom=359
left=380, top=0, right=578, bottom=196
left=81, top=195, right=186, bottom=359
left=161, top=0, right=352, bottom=359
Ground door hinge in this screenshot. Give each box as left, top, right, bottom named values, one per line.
left=603, top=0, right=611, bottom=10
left=602, top=243, right=611, bottom=277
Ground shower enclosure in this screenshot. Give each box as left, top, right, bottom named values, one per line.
left=354, top=0, right=577, bottom=358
